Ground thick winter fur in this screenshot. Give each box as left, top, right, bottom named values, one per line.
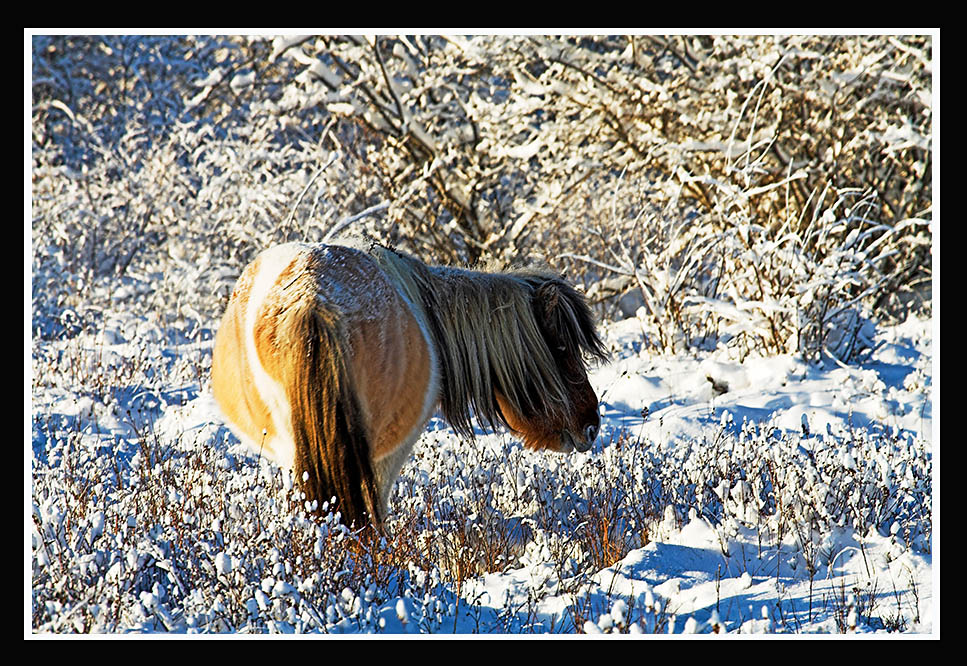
left=212, top=245, right=385, bottom=526
left=212, top=241, right=606, bottom=529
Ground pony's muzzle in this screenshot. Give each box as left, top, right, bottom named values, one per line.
left=562, top=424, right=597, bottom=453
left=573, top=423, right=596, bottom=452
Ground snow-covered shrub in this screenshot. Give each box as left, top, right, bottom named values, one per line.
left=33, top=387, right=930, bottom=633
left=250, top=34, right=931, bottom=362
left=32, top=35, right=931, bottom=362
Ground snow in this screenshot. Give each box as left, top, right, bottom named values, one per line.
left=596, top=314, right=932, bottom=449
left=30, top=299, right=936, bottom=635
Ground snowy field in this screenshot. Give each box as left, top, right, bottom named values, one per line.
left=29, top=34, right=936, bottom=637
left=29, top=301, right=936, bottom=635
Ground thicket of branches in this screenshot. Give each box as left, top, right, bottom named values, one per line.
left=31, top=34, right=932, bottom=363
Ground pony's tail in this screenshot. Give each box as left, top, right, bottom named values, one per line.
left=281, top=298, right=381, bottom=529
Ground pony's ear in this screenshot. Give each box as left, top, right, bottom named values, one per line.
left=533, top=277, right=609, bottom=361
left=533, top=280, right=571, bottom=351
left=534, top=280, right=562, bottom=323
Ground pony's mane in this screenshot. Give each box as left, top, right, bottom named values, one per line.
left=369, top=245, right=606, bottom=438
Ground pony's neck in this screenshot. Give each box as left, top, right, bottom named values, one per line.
left=368, top=246, right=569, bottom=438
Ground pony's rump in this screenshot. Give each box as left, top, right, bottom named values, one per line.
left=213, top=244, right=384, bottom=526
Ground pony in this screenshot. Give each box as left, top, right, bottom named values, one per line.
left=211, top=240, right=607, bottom=528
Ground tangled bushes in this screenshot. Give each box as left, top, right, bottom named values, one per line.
left=31, top=34, right=931, bottom=363
left=262, top=35, right=932, bottom=362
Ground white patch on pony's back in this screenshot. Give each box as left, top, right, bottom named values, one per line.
left=354, top=244, right=441, bottom=510
left=386, top=285, right=440, bottom=463
left=352, top=243, right=441, bottom=461
left=243, top=243, right=306, bottom=470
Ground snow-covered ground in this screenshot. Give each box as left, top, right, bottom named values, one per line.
left=456, top=314, right=936, bottom=635
left=30, top=306, right=936, bottom=635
